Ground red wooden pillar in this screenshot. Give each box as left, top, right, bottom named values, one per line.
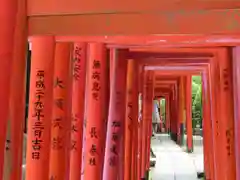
left=137, top=93, right=142, bottom=180
left=209, top=49, right=236, bottom=180
left=69, top=43, right=87, bottom=180
left=217, top=49, right=236, bottom=180
left=8, top=0, right=27, bottom=179
left=124, top=59, right=134, bottom=180
left=145, top=72, right=154, bottom=171
left=84, top=43, right=108, bottom=180
left=109, top=48, right=115, bottom=86
left=172, top=85, right=178, bottom=142
left=176, top=82, right=181, bottom=143
left=137, top=66, right=144, bottom=180
left=186, top=75, right=193, bottom=152
left=209, top=56, right=222, bottom=180
left=165, top=95, right=170, bottom=134
left=233, top=47, right=240, bottom=180
left=0, top=0, right=18, bottom=177
left=26, top=36, right=55, bottom=180
left=49, top=43, right=72, bottom=180
left=202, top=71, right=215, bottom=180
left=101, top=48, right=111, bottom=174
left=131, top=61, right=138, bottom=180
left=103, top=49, right=128, bottom=180
left=169, top=94, right=174, bottom=136
left=141, top=70, right=148, bottom=178
left=170, top=90, right=177, bottom=141
left=178, top=77, right=184, bottom=146
left=158, top=97, right=162, bottom=133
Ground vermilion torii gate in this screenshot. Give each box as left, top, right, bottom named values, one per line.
left=2, top=0, right=240, bottom=180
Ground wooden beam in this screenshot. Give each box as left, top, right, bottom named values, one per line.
left=145, top=65, right=204, bottom=71
left=29, top=9, right=240, bottom=36
left=27, top=0, right=240, bottom=16
left=29, top=36, right=240, bottom=47
left=154, top=80, right=177, bottom=84
left=53, top=35, right=240, bottom=47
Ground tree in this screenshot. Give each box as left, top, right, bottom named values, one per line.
left=160, top=99, right=165, bottom=121
left=158, top=75, right=203, bottom=129
left=192, top=76, right=202, bottom=128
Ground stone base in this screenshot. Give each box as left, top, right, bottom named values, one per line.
left=167, top=128, right=170, bottom=134
left=170, top=132, right=177, bottom=142
left=187, top=148, right=193, bottom=153
left=197, top=172, right=205, bottom=179
left=145, top=169, right=150, bottom=180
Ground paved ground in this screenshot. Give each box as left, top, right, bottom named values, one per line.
left=21, top=134, right=203, bottom=180
left=150, top=134, right=204, bottom=180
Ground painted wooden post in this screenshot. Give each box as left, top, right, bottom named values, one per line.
left=137, top=66, right=144, bottom=180
left=8, top=0, right=27, bottom=179
left=145, top=72, right=154, bottom=172
left=131, top=61, right=138, bottom=180
left=186, top=75, right=193, bottom=153
left=217, top=49, right=236, bottom=180
left=169, top=93, right=173, bottom=137
left=178, top=77, right=184, bottom=146
left=158, top=97, right=162, bottom=133
left=233, top=47, right=240, bottom=180
left=141, top=70, right=148, bottom=178
left=172, top=85, right=178, bottom=142
left=26, top=36, right=55, bottom=180
left=124, top=59, right=134, bottom=180
left=202, top=71, right=215, bottom=180
left=101, top=48, right=111, bottom=175
left=177, top=81, right=181, bottom=144
left=103, top=49, right=128, bottom=180
left=209, top=49, right=237, bottom=180
left=209, top=56, right=222, bottom=180
left=49, top=43, right=72, bottom=180
left=165, top=95, right=170, bottom=134
left=109, top=48, right=115, bottom=87
left=69, top=43, right=87, bottom=180
left=170, top=91, right=177, bottom=142
left=0, top=0, right=18, bottom=178
left=137, top=93, right=142, bottom=180
left=84, top=43, right=108, bottom=180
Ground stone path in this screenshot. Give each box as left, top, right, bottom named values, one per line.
left=150, top=134, right=203, bottom=180
left=21, top=134, right=204, bottom=180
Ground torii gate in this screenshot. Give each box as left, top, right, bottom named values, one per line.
left=2, top=0, right=240, bottom=180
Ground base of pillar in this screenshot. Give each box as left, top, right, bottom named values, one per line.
left=145, top=169, right=150, bottom=180
left=187, top=148, right=193, bottom=153
left=197, top=172, right=205, bottom=179
left=177, top=135, right=184, bottom=146
left=179, top=123, right=184, bottom=146
left=167, top=128, right=170, bottom=134
left=170, top=132, right=177, bottom=142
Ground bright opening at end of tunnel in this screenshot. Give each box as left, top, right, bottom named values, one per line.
left=150, top=76, right=204, bottom=180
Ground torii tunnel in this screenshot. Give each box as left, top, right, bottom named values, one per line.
left=3, top=0, right=240, bottom=180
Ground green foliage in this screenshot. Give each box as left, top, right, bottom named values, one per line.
left=160, top=99, right=166, bottom=121
left=158, top=75, right=203, bottom=128
left=192, top=76, right=202, bottom=128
